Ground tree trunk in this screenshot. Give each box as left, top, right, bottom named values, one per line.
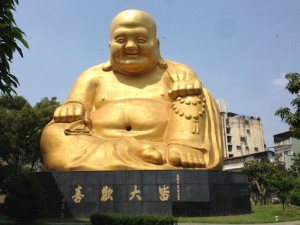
left=30, top=157, right=35, bottom=173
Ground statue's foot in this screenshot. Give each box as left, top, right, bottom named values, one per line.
left=127, top=138, right=164, bottom=165
left=168, top=144, right=206, bottom=168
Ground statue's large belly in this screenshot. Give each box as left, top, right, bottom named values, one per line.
left=90, top=99, right=171, bottom=141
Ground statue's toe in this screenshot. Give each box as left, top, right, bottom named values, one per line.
left=186, top=153, right=196, bottom=168
left=199, top=156, right=206, bottom=168
left=142, top=149, right=163, bottom=165
left=168, top=150, right=181, bottom=166
left=168, top=144, right=206, bottom=168
left=127, top=139, right=164, bottom=165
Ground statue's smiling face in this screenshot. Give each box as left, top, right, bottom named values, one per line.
left=110, top=25, right=159, bottom=75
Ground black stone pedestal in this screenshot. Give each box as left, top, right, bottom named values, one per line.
left=36, top=170, right=251, bottom=218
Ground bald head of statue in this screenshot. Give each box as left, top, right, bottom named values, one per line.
left=110, top=9, right=157, bottom=37
left=103, top=9, right=166, bottom=75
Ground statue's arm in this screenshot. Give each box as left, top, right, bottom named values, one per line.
left=168, top=62, right=202, bottom=99
left=53, top=68, right=99, bottom=123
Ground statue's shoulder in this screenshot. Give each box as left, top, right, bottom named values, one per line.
left=78, top=63, right=107, bottom=79
left=165, top=59, right=195, bottom=73
left=165, top=59, right=199, bottom=81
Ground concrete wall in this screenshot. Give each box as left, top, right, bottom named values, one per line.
left=221, top=113, right=265, bottom=159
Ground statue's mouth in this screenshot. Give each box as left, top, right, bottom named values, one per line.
left=124, top=54, right=140, bottom=59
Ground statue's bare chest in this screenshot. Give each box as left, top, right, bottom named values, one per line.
left=94, top=71, right=172, bottom=108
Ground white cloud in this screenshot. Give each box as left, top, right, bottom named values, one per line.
left=271, top=74, right=288, bottom=87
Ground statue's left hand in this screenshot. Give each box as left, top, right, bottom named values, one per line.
left=168, top=80, right=202, bottom=99
left=53, top=101, right=86, bottom=123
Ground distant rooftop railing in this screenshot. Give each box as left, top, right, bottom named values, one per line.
left=227, top=112, right=260, bottom=120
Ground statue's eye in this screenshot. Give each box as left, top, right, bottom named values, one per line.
left=136, top=37, right=147, bottom=43
left=115, top=37, right=126, bottom=43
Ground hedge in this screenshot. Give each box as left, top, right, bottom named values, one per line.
left=90, top=213, right=177, bottom=225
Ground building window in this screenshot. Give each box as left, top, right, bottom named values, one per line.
left=236, top=145, right=241, bottom=150
left=226, top=127, right=231, bottom=134
left=245, top=120, right=249, bottom=125
left=228, top=154, right=234, bottom=158
left=254, top=147, right=259, bottom=152
left=240, top=136, right=247, bottom=142
left=246, top=129, right=251, bottom=134
left=227, top=136, right=232, bottom=143
left=228, top=145, right=233, bottom=152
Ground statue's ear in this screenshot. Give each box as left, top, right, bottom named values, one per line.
left=156, top=38, right=160, bottom=48
left=109, top=41, right=111, bottom=48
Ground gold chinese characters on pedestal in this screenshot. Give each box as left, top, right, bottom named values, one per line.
left=40, top=9, right=223, bottom=171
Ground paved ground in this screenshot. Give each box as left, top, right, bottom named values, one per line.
left=1, top=220, right=300, bottom=225
left=178, top=222, right=300, bottom=225
left=48, top=222, right=300, bottom=225
left=38, top=221, right=300, bottom=225
left=28, top=221, right=300, bottom=225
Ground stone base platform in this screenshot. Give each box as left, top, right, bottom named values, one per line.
left=36, top=170, right=251, bottom=218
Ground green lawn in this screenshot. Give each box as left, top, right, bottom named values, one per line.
left=1, top=204, right=300, bottom=224
left=178, top=204, right=300, bottom=224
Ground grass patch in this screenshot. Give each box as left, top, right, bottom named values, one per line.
left=1, top=204, right=300, bottom=224
left=178, top=204, right=300, bottom=224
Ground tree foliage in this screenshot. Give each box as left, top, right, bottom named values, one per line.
left=290, top=177, right=300, bottom=207
left=242, top=159, right=276, bottom=205
left=275, top=73, right=300, bottom=138
left=30, top=97, right=60, bottom=171
left=243, top=158, right=300, bottom=210
left=0, top=95, right=37, bottom=169
left=34, top=96, right=60, bottom=128
left=289, top=153, right=300, bottom=178
left=289, top=155, right=300, bottom=206
left=2, top=171, right=47, bottom=224
left=0, top=96, right=58, bottom=222
left=0, top=0, right=29, bottom=96
left=270, top=164, right=294, bottom=211
left=0, top=95, right=59, bottom=178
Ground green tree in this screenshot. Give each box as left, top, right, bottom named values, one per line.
left=0, top=95, right=38, bottom=169
left=289, top=154, right=300, bottom=206
left=34, top=96, right=60, bottom=128
left=290, top=177, right=300, bottom=206
left=0, top=95, right=36, bottom=191
left=0, top=0, right=29, bottom=96
left=2, top=171, right=47, bottom=224
left=242, top=159, right=276, bottom=205
left=0, top=95, right=58, bottom=223
left=0, top=95, right=59, bottom=179
left=0, top=0, right=29, bottom=95
left=289, top=153, right=300, bottom=178
left=31, top=97, right=60, bottom=171
left=275, top=73, right=300, bottom=138
left=271, top=164, right=294, bottom=211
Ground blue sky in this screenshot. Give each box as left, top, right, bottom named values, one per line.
left=11, top=0, right=300, bottom=147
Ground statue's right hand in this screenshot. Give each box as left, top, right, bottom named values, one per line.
left=53, top=102, right=85, bottom=123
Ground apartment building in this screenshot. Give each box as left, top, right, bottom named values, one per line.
left=217, top=100, right=266, bottom=171
left=273, top=131, right=300, bottom=169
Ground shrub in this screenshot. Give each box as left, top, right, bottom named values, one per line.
left=90, top=213, right=177, bottom=225
left=290, top=189, right=300, bottom=206
left=2, top=172, right=47, bottom=224
left=290, top=177, right=300, bottom=207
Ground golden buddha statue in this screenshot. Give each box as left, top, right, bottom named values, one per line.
left=40, top=9, right=223, bottom=171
